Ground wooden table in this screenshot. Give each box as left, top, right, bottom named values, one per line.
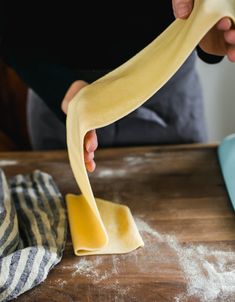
left=1, top=144, right=235, bottom=302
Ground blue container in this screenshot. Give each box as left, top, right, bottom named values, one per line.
left=218, top=133, right=235, bottom=211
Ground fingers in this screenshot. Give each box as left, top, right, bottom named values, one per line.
left=172, top=0, right=194, bottom=19
left=84, top=149, right=94, bottom=162
left=84, top=130, right=98, bottom=152
left=224, top=30, right=235, bottom=61
left=227, top=46, right=235, bottom=62
left=217, top=18, right=235, bottom=62
left=217, top=17, right=232, bottom=31
left=86, top=161, right=96, bottom=173
left=84, top=150, right=96, bottom=172
left=61, top=81, right=98, bottom=172
left=224, top=29, right=235, bottom=45
left=61, top=80, right=88, bottom=114
left=84, top=130, right=98, bottom=173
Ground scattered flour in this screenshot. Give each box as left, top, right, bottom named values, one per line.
left=62, top=218, right=235, bottom=302
left=62, top=256, right=131, bottom=300
left=135, top=218, right=163, bottom=241
left=95, top=168, right=127, bottom=178
left=136, top=218, right=235, bottom=302
left=53, top=278, right=68, bottom=288
left=95, top=154, right=155, bottom=179
left=123, top=156, right=144, bottom=166
left=72, top=258, right=104, bottom=281
left=0, top=160, right=18, bottom=166
left=62, top=256, right=118, bottom=283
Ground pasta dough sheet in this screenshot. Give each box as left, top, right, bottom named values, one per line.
left=66, top=194, right=144, bottom=255
left=66, top=0, right=235, bottom=256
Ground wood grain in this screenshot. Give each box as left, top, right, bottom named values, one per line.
left=1, top=144, right=235, bottom=302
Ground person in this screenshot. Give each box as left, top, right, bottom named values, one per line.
left=1, top=0, right=235, bottom=173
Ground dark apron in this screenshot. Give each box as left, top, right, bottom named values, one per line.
left=27, top=51, right=207, bottom=150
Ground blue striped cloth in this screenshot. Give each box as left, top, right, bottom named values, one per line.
left=0, top=169, right=67, bottom=301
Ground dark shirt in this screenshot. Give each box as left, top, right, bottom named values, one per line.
left=0, top=1, right=223, bottom=121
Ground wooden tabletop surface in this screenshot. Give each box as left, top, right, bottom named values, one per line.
left=1, top=144, right=235, bottom=302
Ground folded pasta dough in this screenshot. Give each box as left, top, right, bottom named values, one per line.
left=66, top=0, right=235, bottom=256
left=66, top=194, right=144, bottom=255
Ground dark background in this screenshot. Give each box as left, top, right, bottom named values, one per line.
left=0, top=59, right=30, bottom=150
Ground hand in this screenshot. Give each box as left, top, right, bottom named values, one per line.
left=172, top=0, right=235, bottom=62
left=61, top=80, right=98, bottom=173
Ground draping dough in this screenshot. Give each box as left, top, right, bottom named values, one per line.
left=66, top=0, right=235, bottom=256
left=66, top=195, right=144, bottom=255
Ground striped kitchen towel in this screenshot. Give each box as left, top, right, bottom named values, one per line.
left=0, top=169, right=67, bottom=302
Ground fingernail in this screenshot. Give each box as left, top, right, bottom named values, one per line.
left=177, top=4, right=190, bottom=18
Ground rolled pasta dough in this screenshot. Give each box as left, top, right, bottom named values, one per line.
left=66, top=0, right=235, bottom=256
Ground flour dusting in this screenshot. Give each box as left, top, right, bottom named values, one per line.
left=0, top=160, right=18, bottom=166
left=169, top=239, right=235, bottom=302
left=136, top=218, right=235, bottom=302
left=135, top=217, right=162, bottom=241
left=96, top=168, right=127, bottom=178
left=53, top=278, right=68, bottom=288
left=71, top=257, right=107, bottom=282
left=123, top=156, right=144, bottom=166
left=63, top=218, right=235, bottom=302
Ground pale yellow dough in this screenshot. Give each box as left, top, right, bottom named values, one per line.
left=66, top=195, right=144, bottom=255
left=66, top=0, right=235, bottom=256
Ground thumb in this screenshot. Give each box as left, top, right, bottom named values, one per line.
left=61, top=80, right=88, bottom=114
left=172, top=0, right=194, bottom=19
